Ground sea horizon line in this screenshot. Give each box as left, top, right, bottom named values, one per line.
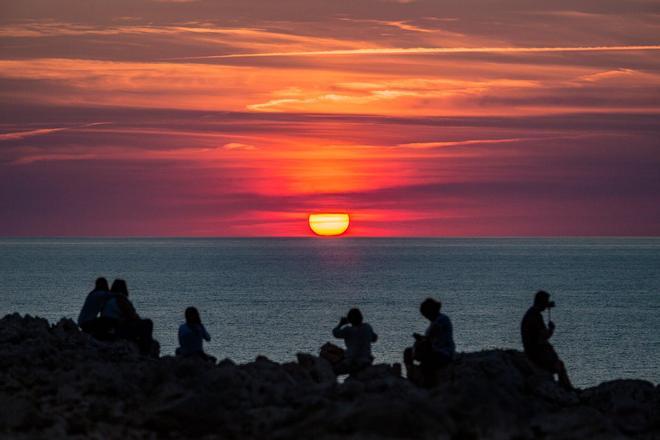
left=1, top=236, right=659, bottom=240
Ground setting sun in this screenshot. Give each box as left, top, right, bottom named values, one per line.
left=308, top=213, right=350, bottom=236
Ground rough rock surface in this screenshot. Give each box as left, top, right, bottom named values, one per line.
left=0, top=314, right=658, bottom=439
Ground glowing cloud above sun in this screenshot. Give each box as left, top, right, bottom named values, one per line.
left=308, top=213, right=350, bottom=236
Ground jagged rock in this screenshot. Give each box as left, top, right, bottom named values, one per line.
left=0, top=394, right=41, bottom=430
left=580, top=380, right=660, bottom=435
left=0, top=313, right=657, bottom=439
left=296, top=352, right=336, bottom=383
left=530, top=406, right=626, bottom=440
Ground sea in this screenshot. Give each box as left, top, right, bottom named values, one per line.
left=1, top=237, right=658, bottom=388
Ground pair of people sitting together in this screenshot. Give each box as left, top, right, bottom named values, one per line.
left=78, top=277, right=155, bottom=355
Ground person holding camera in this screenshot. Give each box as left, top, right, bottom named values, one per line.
left=521, top=290, right=573, bottom=389
left=332, top=308, right=378, bottom=375
left=403, top=297, right=455, bottom=387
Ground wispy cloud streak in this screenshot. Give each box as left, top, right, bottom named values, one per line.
left=0, top=123, right=110, bottom=141
left=173, top=45, right=660, bottom=60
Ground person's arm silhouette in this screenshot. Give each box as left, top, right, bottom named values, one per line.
left=333, top=317, right=349, bottom=338
left=201, top=324, right=211, bottom=342
left=546, top=320, right=555, bottom=340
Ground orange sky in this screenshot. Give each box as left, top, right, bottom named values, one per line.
left=1, top=0, right=659, bottom=236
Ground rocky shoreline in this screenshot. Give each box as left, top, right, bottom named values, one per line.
left=0, top=313, right=658, bottom=439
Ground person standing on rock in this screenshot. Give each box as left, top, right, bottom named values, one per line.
left=101, top=279, right=156, bottom=355
left=404, top=297, right=455, bottom=387
left=521, top=290, right=573, bottom=390
left=332, top=308, right=378, bottom=374
left=177, top=306, right=216, bottom=363
left=78, top=277, right=114, bottom=338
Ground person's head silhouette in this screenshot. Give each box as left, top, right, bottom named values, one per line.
left=420, top=298, right=441, bottom=322
left=533, top=290, right=555, bottom=311
left=347, top=308, right=363, bottom=326
left=95, top=277, right=109, bottom=291
left=110, top=279, right=129, bottom=297
left=185, top=306, right=201, bottom=325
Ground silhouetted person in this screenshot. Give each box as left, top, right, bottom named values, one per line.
left=521, top=290, right=573, bottom=389
left=177, top=307, right=215, bottom=363
left=404, top=297, right=455, bottom=387
left=332, top=308, right=378, bottom=374
left=78, top=277, right=115, bottom=338
left=101, top=279, right=155, bottom=355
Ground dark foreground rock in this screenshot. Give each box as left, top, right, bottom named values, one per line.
left=0, top=314, right=658, bottom=439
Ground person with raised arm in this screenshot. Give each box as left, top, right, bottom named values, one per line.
left=332, top=308, right=378, bottom=374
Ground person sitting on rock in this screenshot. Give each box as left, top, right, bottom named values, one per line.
left=404, top=297, right=455, bottom=387
left=101, top=279, right=156, bottom=355
left=78, top=277, right=115, bottom=339
left=332, top=308, right=378, bottom=375
left=176, top=307, right=216, bottom=363
left=521, top=290, right=573, bottom=389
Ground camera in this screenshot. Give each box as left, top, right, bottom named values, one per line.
left=548, top=301, right=556, bottom=308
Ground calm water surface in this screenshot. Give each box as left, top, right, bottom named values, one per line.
left=1, top=237, right=658, bottom=387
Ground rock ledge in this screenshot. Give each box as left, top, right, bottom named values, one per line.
left=0, top=314, right=658, bottom=439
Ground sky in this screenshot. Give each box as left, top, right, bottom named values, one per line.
left=1, top=0, right=659, bottom=236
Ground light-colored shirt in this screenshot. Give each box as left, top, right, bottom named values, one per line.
left=78, top=289, right=111, bottom=325
left=333, top=323, right=378, bottom=364
left=178, top=323, right=211, bottom=356
left=426, top=313, right=455, bottom=357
